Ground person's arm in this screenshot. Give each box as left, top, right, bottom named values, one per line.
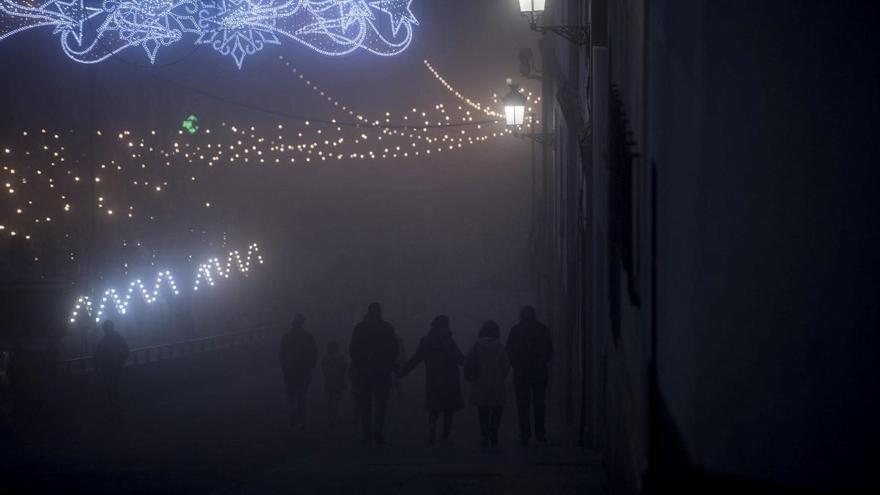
left=453, top=340, right=465, bottom=366
left=387, top=326, right=399, bottom=365
left=399, top=340, right=424, bottom=376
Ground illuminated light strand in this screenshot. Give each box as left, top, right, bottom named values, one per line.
left=70, top=270, right=179, bottom=323
left=1, top=58, right=524, bottom=245
left=69, top=242, right=262, bottom=323
left=0, top=0, right=418, bottom=68
left=193, top=242, right=263, bottom=290
left=423, top=60, right=504, bottom=118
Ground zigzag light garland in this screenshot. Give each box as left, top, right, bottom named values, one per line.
left=0, top=0, right=418, bottom=68
left=69, top=242, right=263, bottom=323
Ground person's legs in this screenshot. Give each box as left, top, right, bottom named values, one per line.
left=489, top=406, right=503, bottom=445
left=513, top=373, right=531, bottom=444
left=533, top=379, right=547, bottom=442
left=295, top=380, right=310, bottom=428
left=104, top=372, right=120, bottom=408
left=442, top=410, right=453, bottom=439
left=356, top=383, right=373, bottom=443
left=478, top=406, right=490, bottom=444
left=428, top=409, right=440, bottom=444
left=328, top=390, right=340, bottom=427
left=372, top=384, right=389, bottom=443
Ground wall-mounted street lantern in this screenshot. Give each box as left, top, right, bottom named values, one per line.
left=517, top=0, right=589, bottom=46
left=502, top=79, right=555, bottom=145
left=503, top=79, right=528, bottom=126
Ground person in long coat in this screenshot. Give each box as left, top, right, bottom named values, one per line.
left=400, top=315, right=464, bottom=445
left=280, top=314, right=318, bottom=429
left=466, top=320, right=510, bottom=446
left=349, top=302, right=399, bottom=445
left=506, top=306, right=553, bottom=445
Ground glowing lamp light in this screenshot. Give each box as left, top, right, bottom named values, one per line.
left=502, top=79, right=527, bottom=126
left=518, top=0, right=546, bottom=13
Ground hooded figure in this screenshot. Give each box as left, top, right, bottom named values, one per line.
left=467, top=320, right=510, bottom=446
left=400, top=315, right=464, bottom=444
left=349, top=302, right=398, bottom=444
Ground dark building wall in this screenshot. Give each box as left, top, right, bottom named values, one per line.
left=543, top=0, right=880, bottom=492
left=647, top=0, right=880, bottom=490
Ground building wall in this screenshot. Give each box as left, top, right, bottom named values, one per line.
left=646, top=1, right=880, bottom=490
left=545, top=0, right=880, bottom=492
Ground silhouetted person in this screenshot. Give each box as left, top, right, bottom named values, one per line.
left=506, top=306, right=553, bottom=445
left=280, top=314, right=318, bottom=429
left=465, top=320, right=510, bottom=446
left=93, top=321, right=129, bottom=408
left=349, top=303, right=398, bottom=445
left=400, top=315, right=464, bottom=445
left=321, top=341, right=348, bottom=427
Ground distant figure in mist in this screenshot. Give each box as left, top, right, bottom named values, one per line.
left=399, top=315, right=464, bottom=445
left=94, top=321, right=129, bottom=408
left=349, top=302, right=398, bottom=445
left=465, top=320, right=510, bottom=446
left=321, top=341, right=348, bottom=427
left=506, top=306, right=553, bottom=446
left=280, top=314, right=318, bottom=429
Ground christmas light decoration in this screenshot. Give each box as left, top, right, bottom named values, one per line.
left=182, top=114, right=199, bottom=134
left=0, top=57, right=516, bottom=251
left=193, top=242, right=262, bottom=290
left=0, top=0, right=419, bottom=68
left=69, top=242, right=262, bottom=323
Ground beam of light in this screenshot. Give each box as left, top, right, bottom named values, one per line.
left=69, top=242, right=263, bottom=324
left=0, top=0, right=418, bottom=68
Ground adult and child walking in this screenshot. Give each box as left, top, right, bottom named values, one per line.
left=278, top=303, right=553, bottom=447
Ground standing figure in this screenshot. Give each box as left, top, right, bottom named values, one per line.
left=93, top=320, right=129, bottom=409
left=506, top=306, right=553, bottom=445
left=465, top=320, right=510, bottom=446
left=349, top=303, right=399, bottom=445
left=400, top=315, right=464, bottom=445
left=321, top=340, right=348, bottom=428
left=280, top=314, right=318, bottom=429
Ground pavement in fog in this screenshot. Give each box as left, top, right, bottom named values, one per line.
left=1, top=353, right=606, bottom=495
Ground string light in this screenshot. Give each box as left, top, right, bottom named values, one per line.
left=0, top=0, right=419, bottom=68
left=193, top=242, right=263, bottom=290
left=0, top=57, right=517, bottom=255
left=69, top=242, right=261, bottom=324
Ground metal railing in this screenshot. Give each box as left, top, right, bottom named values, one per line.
left=59, top=325, right=278, bottom=375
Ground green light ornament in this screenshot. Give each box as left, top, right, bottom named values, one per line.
left=182, top=115, right=199, bottom=134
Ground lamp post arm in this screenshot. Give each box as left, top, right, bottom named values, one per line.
left=530, top=22, right=590, bottom=46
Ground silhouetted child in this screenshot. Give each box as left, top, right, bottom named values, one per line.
left=322, top=341, right=348, bottom=427
left=465, top=321, right=510, bottom=446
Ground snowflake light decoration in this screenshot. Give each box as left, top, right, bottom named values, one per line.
left=0, top=0, right=418, bottom=68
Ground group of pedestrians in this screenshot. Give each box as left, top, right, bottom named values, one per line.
left=279, top=303, right=553, bottom=447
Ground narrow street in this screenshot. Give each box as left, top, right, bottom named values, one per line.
left=1, top=342, right=606, bottom=495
